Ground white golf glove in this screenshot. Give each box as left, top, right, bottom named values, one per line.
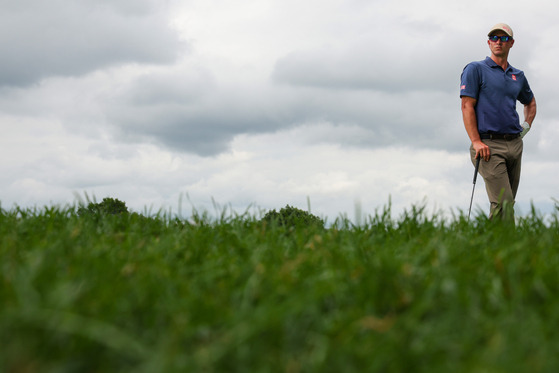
left=520, top=121, right=531, bottom=138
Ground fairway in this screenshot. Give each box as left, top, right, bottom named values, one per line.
left=2, top=204, right=559, bottom=372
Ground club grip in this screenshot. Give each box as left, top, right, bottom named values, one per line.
left=473, top=156, right=481, bottom=184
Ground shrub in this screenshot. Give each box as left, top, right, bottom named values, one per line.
left=77, top=197, right=129, bottom=217
left=262, top=205, right=324, bottom=230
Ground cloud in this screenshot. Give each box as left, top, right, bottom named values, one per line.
left=99, top=45, right=468, bottom=158
left=0, top=0, right=184, bottom=86
left=272, top=37, right=457, bottom=93
left=103, top=63, right=288, bottom=156
left=167, top=126, right=475, bottom=221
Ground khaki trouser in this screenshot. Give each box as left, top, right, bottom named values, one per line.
left=470, top=137, right=523, bottom=220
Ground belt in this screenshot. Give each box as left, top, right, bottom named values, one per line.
left=480, top=133, right=520, bottom=140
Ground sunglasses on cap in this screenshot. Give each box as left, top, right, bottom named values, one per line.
left=489, top=35, right=511, bottom=42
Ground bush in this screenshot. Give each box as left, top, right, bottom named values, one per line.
left=262, top=205, right=324, bottom=230
left=77, top=197, right=129, bottom=217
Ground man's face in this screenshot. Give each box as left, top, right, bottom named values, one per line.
left=488, top=31, right=514, bottom=58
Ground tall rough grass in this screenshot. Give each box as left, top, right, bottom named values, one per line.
left=1, top=204, right=559, bottom=372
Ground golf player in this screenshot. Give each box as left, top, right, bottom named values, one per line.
left=460, top=23, right=537, bottom=220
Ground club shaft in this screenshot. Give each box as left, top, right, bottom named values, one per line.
left=468, top=156, right=481, bottom=219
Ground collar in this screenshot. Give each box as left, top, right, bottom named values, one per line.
left=484, top=56, right=516, bottom=73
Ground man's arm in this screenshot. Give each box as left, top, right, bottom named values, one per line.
left=524, top=96, right=537, bottom=126
left=461, top=96, right=490, bottom=161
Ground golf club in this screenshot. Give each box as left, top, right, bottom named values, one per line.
left=468, top=156, right=481, bottom=220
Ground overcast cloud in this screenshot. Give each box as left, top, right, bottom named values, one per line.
left=1, top=0, right=558, bottom=221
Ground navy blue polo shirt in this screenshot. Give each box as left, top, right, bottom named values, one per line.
left=460, top=57, right=534, bottom=134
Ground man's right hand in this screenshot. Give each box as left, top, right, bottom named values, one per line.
left=473, top=140, right=490, bottom=161
left=461, top=97, right=490, bottom=161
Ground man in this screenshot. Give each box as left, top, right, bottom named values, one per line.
left=460, top=23, right=537, bottom=220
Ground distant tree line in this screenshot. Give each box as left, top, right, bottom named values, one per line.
left=78, top=198, right=324, bottom=229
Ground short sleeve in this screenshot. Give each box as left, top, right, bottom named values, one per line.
left=517, top=77, right=534, bottom=105
left=460, top=63, right=480, bottom=99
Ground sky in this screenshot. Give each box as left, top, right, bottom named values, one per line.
left=1, top=0, right=558, bottom=222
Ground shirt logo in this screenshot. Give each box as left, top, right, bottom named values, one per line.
left=460, top=85, right=466, bottom=90
left=512, top=74, right=517, bottom=81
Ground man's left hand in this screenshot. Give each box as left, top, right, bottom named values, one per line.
left=520, top=121, right=531, bottom=138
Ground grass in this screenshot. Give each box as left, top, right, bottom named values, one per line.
left=1, top=203, right=559, bottom=372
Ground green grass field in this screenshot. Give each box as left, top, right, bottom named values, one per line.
left=2, top=203, right=559, bottom=372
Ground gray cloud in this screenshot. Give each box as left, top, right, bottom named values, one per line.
left=0, top=0, right=183, bottom=86
left=105, top=75, right=465, bottom=157
left=81, top=15, right=483, bottom=158
left=104, top=67, right=291, bottom=156
left=272, top=34, right=479, bottom=94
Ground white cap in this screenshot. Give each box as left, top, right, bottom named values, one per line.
left=488, top=23, right=513, bottom=38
